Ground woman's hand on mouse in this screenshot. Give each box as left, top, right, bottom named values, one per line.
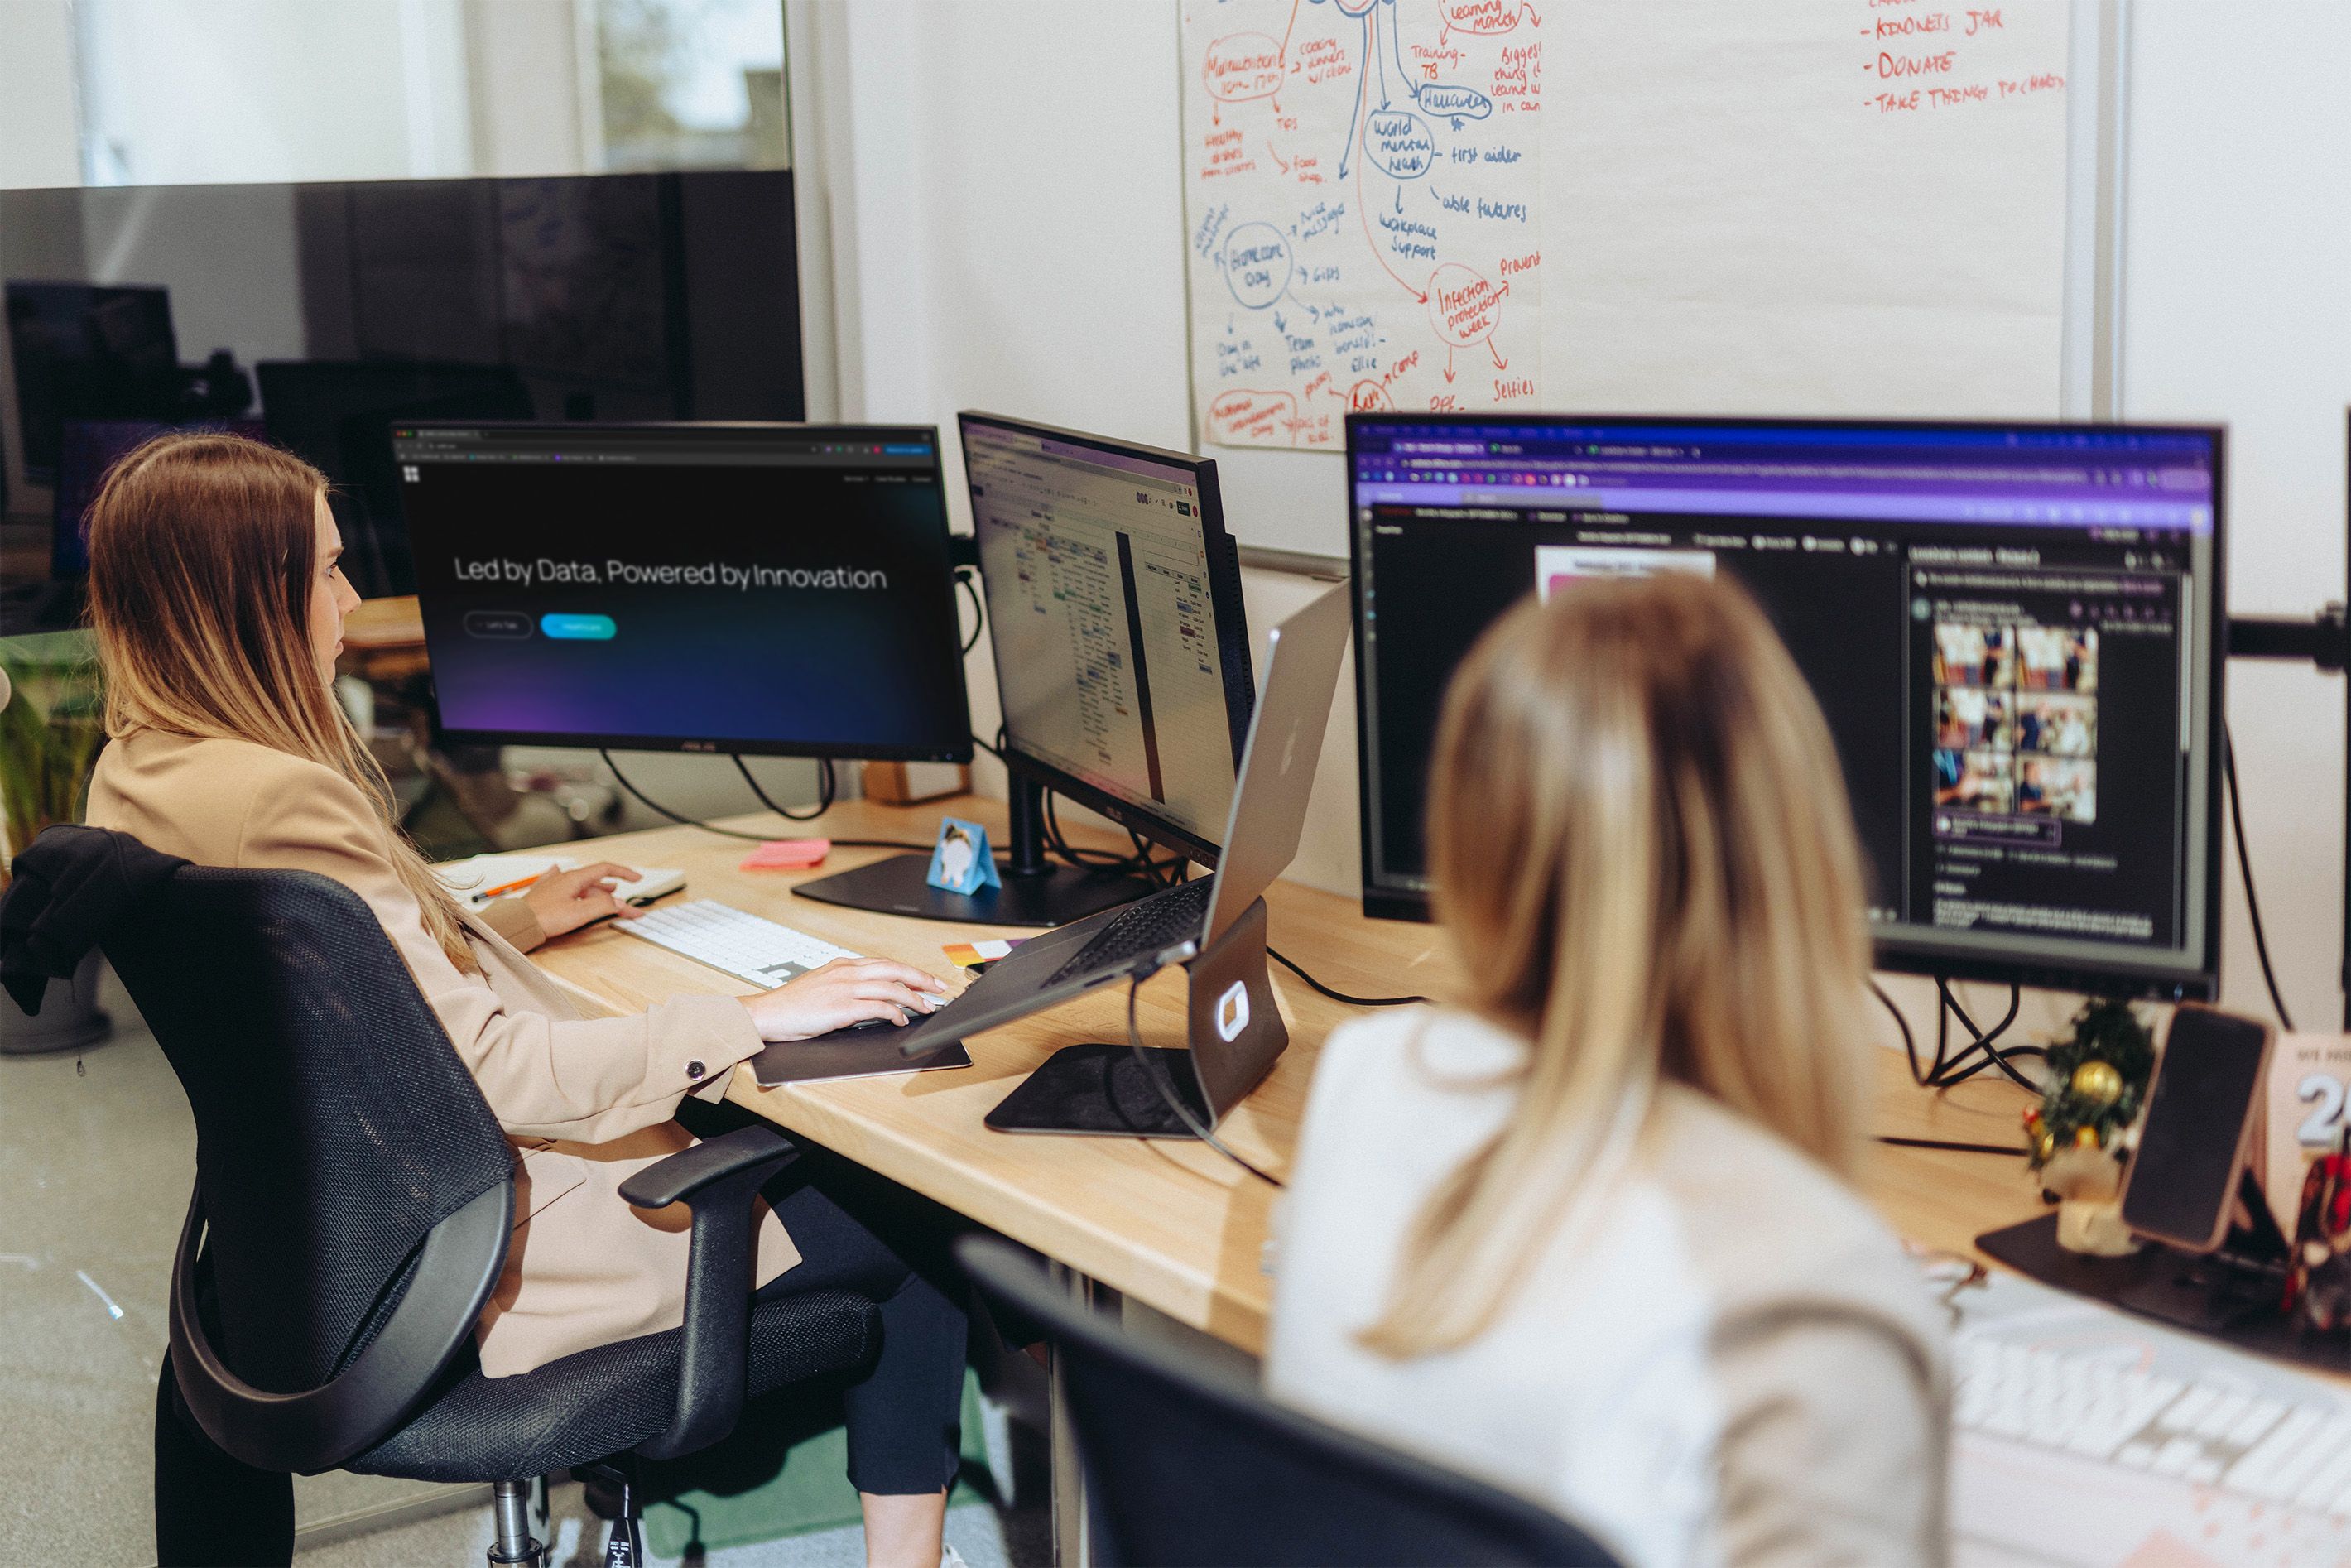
left=521, top=863, right=644, bottom=937
left=744, top=956, right=958, bottom=1041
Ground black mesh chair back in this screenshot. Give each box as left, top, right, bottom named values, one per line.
left=956, top=1236, right=1620, bottom=1568
left=103, top=863, right=512, bottom=1403
left=7, top=826, right=882, bottom=1565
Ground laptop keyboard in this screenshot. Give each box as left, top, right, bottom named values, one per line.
left=1043, top=880, right=1215, bottom=988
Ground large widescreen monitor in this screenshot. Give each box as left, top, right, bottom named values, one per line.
left=1349, top=414, right=2226, bottom=1000
left=2, top=169, right=805, bottom=612
left=398, top=421, right=971, bottom=762
left=960, top=412, right=1255, bottom=863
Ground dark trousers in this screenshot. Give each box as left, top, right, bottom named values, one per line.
left=154, top=1163, right=969, bottom=1565
left=756, top=1166, right=969, bottom=1494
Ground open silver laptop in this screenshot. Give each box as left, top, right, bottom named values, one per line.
left=888, top=582, right=1351, bottom=1061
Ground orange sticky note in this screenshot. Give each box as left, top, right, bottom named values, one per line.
left=739, top=839, right=829, bottom=870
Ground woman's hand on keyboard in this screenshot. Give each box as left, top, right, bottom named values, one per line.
left=744, top=956, right=957, bottom=1041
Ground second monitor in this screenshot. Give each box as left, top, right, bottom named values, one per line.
left=787, top=414, right=1257, bottom=926
left=961, top=411, right=1256, bottom=866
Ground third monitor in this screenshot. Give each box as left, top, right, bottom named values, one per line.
left=1348, top=414, right=2226, bottom=1001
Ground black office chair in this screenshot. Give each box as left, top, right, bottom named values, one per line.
left=955, top=1235, right=1619, bottom=1568
left=1, top=826, right=878, bottom=1567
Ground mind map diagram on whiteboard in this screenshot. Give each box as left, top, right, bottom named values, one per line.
left=1181, top=0, right=1546, bottom=450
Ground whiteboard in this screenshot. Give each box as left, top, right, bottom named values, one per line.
left=1179, top=0, right=2083, bottom=552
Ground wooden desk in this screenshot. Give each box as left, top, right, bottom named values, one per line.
left=527, top=794, right=2056, bottom=1358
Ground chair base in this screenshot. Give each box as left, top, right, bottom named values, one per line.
left=488, top=1478, right=544, bottom=1566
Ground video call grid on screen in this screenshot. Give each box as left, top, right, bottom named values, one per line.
left=1348, top=415, right=2225, bottom=999
left=396, top=422, right=972, bottom=762
left=961, top=414, right=1253, bottom=859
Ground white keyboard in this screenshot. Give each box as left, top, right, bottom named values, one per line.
left=621, top=899, right=860, bottom=988
left=1957, top=1335, right=2351, bottom=1508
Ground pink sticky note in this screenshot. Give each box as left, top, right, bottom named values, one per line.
left=739, top=839, right=829, bottom=870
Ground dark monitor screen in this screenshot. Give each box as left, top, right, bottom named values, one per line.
left=3, top=170, right=805, bottom=603
left=398, top=422, right=971, bottom=762
left=1349, top=414, right=2225, bottom=1000
left=960, top=413, right=1254, bottom=863
left=6, top=282, right=180, bottom=483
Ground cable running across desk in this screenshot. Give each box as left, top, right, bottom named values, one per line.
left=1267, top=946, right=1428, bottom=1008
left=1877, top=1135, right=2026, bottom=1158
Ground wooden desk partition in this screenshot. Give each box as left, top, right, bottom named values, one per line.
left=528, top=795, right=2052, bottom=1356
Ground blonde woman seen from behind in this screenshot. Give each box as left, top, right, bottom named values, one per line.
left=1267, top=573, right=1950, bottom=1567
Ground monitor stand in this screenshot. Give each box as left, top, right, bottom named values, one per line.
left=792, top=774, right=1156, bottom=927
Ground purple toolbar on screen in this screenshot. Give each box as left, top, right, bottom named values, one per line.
left=1349, top=421, right=2216, bottom=533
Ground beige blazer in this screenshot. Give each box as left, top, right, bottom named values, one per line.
left=87, top=728, right=800, bottom=1378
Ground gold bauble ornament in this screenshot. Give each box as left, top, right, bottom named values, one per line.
left=2075, top=1124, right=2102, bottom=1149
left=2070, top=1059, right=2124, bottom=1107
left=2037, top=1131, right=2057, bottom=1162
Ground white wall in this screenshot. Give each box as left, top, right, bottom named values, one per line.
left=804, top=0, right=2351, bottom=1018
left=71, top=0, right=440, bottom=185
left=0, top=0, right=84, bottom=187
left=6, top=0, right=610, bottom=190
left=809, top=0, right=1368, bottom=895
left=2123, top=5, right=2348, bottom=1028
left=464, top=0, right=602, bottom=177
left=802, top=0, right=1365, bottom=895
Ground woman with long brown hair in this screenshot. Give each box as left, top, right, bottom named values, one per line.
left=1268, top=572, right=1950, bottom=1566
left=83, top=432, right=966, bottom=1568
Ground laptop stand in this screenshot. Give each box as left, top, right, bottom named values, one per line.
left=985, top=899, right=1290, bottom=1138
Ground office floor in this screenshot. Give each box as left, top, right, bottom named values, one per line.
left=0, top=967, right=1047, bottom=1567
left=298, top=1483, right=1033, bottom=1566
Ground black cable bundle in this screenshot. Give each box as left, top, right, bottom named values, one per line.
left=1875, top=976, right=2041, bottom=1094
left=599, top=750, right=925, bottom=851
left=1872, top=977, right=2045, bottom=1159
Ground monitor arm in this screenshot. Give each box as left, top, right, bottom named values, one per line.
left=2226, top=605, right=2350, bottom=1027
left=2229, top=605, right=2349, bottom=669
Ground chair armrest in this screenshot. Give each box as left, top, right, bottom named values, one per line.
left=627, top=1123, right=800, bottom=1462
left=618, top=1123, right=798, bottom=1210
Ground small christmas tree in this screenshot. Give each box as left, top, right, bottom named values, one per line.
left=2024, top=997, right=2156, bottom=1171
